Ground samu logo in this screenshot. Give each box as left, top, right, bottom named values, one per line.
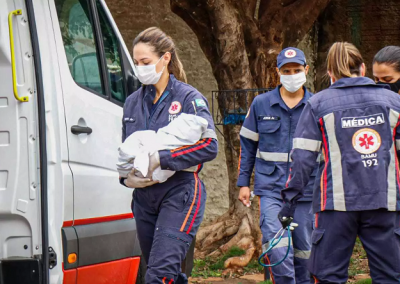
left=352, top=128, right=381, bottom=154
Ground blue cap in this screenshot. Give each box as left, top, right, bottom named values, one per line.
left=277, top=47, right=306, bottom=69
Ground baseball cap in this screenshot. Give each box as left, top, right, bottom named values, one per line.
left=277, top=47, right=307, bottom=69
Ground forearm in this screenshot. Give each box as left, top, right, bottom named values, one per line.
left=159, top=138, right=218, bottom=171
left=237, top=137, right=258, bottom=187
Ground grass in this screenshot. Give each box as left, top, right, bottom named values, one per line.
left=348, top=238, right=369, bottom=281
left=243, top=259, right=264, bottom=274
left=355, top=280, right=372, bottom=284
left=209, top=246, right=246, bottom=270
left=192, top=246, right=250, bottom=278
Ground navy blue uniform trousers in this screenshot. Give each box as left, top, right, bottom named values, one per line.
left=132, top=171, right=206, bottom=284
left=260, top=197, right=313, bottom=284
left=310, top=210, right=400, bottom=283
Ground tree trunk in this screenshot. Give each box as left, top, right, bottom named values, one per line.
left=171, top=0, right=330, bottom=273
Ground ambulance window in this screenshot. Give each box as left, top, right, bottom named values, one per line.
left=55, top=0, right=104, bottom=96
left=96, top=0, right=126, bottom=103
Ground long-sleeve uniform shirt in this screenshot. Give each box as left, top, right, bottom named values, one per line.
left=121, top=74, right=218, bottom=180
left=282, top=77, right=400, bottom=212
left=237, top=86, right=316, bottom=201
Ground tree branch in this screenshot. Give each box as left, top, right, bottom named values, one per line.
left=170, top=0, right=218, bottom=65
left=235, top=1, right=280, bottom=88
left=283, top=0, right=331, bottom=46
left=204, top=0, right=254, bottom=90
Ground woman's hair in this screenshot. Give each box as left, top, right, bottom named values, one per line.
left=133, top=27, right=187, bottom=83
left=373, top=46, right=400, bottom=73
left=327, top=42, right=364, bottom=79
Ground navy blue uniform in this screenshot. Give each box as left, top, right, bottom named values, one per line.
left=238, top=86, right=316, bottom=284
left=282, top=77, right=400, bottom=283
left=122, top=75, right=218, bottom=284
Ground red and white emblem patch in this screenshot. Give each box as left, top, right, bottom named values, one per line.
left=352, top=128, right=381, bottom=154
left=169, top=101, right=182, bottom=114
left=285, top=49, right=297, bottom=58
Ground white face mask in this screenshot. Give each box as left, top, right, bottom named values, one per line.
left=280, top=72, right=307, bottom=93
left=135, top=55, right=165, bottom=85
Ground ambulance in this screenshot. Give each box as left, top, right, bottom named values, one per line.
left=0, top=0, right=145, bottom=283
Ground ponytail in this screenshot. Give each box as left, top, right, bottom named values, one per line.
left=169, top=51, right=187, bottom=83
left=327, top=42, right=364, bottom=80
left=133, top=27, right=187, bottom=83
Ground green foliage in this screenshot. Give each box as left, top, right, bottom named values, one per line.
left=225, top=246, right=247, bottom=258
left=355, top=279, right=372, bottom=284
left=243, top=259, right=264, bottom=273
left=209, top=247, right=246, bottom=270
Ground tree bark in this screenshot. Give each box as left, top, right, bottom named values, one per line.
left=171, top=0, right=330, bottom=272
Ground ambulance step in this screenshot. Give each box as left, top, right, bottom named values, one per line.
left=0, top=258, right=41, bottom=284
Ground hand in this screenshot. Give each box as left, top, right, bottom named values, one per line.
left=146, top=151, right=160, bottom=179
left=125, top=169, right=158, bottom=188
left=238, top=187, right=251, bottom=207
left=279, top=217, right=299, bottom=231
left=278, top=202, right=297, bottom=229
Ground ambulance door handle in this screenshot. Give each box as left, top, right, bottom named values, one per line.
left=8, top=9, right=29, bottom=102
left=71, top=125, right=93, bottom=135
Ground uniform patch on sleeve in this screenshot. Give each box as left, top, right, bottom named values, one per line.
left=195, top=99, right=206, bottom=107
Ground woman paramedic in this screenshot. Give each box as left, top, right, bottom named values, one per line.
left=373, top=45, right=400, bottom=94
left=278, top=42, right=400, bottom=283
left=120, top=27, right=218, bottom=284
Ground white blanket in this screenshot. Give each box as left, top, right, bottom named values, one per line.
left=117, top=113, right=208, bottom=183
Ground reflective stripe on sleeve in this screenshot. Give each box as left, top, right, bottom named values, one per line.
left=257, top=149, right=290, bottom=162
left=293, top=138, right=322, bottom=152
left=240, top=126, right=259, bottom=141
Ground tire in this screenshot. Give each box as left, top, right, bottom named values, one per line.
left=135, top=256, right=146, bottom=284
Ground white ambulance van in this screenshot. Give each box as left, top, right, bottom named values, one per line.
left=0, top=0, right=145, bottom=283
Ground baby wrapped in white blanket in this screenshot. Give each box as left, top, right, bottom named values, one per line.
left=117, top=113, right=208, bottom=182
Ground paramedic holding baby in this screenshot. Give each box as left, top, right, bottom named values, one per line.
left=120, top=27, right=218, bottom=284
